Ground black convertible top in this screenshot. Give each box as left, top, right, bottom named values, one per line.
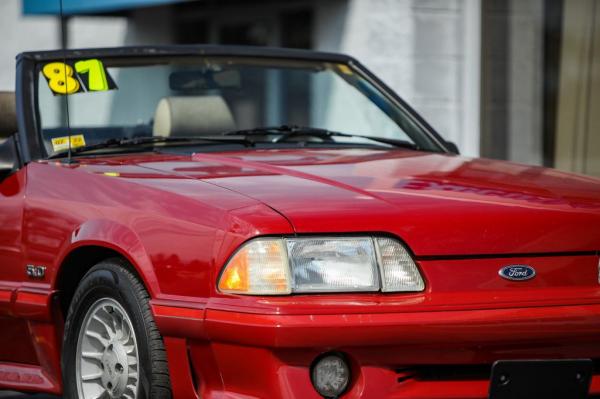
left=18, top=44, right=355, bottom=64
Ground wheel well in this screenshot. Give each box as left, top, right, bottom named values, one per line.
left=56, top=246, right=139, bottom=316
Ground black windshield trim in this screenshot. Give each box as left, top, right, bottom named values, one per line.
left=19, top=45, right=353, bottom=64
left=46, top=136, right=258, bottom=159
left=47, top=142, right=428, bottom=161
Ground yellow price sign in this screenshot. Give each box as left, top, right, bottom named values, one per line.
left=42, top=62, right=80, bottom=95
left=42, top=59, right=116, bottom=95
left=51, top=135, right=86, bottom=152
left=75, top=59, right=109, bottom=91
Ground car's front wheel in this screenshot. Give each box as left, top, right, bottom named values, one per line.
left=62, top=259, right=172, bottom=399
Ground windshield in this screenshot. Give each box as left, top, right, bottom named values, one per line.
left=36, top=56, right=441, bottom=157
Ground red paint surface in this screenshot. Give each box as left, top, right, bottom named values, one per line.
left=0, top=147, right=599, bottom=397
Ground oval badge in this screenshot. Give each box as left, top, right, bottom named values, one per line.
left=498, top=265, right=536, bottom=281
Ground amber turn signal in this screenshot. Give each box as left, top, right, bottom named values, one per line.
left=218, top=239, right=291, bottom=295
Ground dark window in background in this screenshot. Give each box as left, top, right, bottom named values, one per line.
left=481, top=0, right=510, bottom=161
left=173, top=1, right=209, bottom=44
left=481, top=0, right=564, bottom=167
left=281, top=9, right=312, bottom=49
left=173, top=1, right=312, bottom=49
left=175, top=19, right=209, bottom=44
left=219, top=22, right=270, bottom=46
left=542, top=0, right=563, bottom=167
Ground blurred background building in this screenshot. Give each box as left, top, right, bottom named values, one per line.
left=0, top=0, right=598, bottom=177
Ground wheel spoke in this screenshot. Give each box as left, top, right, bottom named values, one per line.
left=120, top=319, right=131, bottom=342
left=124, top=385, right=137, bottom=396
left=94, top=391, right=111, bottom=399
left=127, top=354, right=137, bottom=365
left=92, top=314, right=115, bottom=338
left=81, top=371, right=103, bottom=381
left=81, top=351, right=103, bottom=362
left=85, top=331, right=109, bottom=348
left=124, top=344, right=135, bottom=355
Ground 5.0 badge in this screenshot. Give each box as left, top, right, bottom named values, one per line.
left=26, top=264, right=46, bottom=279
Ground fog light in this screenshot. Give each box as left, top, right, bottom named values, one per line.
left=311, top=353, right=350, bottom=398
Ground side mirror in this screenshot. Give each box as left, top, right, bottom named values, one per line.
left=0, top=135, right=18, bottom=181
left=445, top=141, right=460, bottom=155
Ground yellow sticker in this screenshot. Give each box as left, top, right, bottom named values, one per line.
left=337, top=64, right=354, bottom=75
left=51, top=135, right=86, bottom=152
left=42, top=62, right=81, bottom=95
left=75, top=59, right=109, bottom=91
left=42, top=59, right=116, bottom=95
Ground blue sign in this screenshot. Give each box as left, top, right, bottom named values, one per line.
left=23, top=0, right=188, bottom=15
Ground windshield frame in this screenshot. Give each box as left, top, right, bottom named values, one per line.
left=20, top=45, right=452, bottom=162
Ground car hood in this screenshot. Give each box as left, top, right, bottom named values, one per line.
left=91, top=148, right=600, bottom=257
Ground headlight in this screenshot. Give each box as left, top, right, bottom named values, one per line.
left=218, top=236, right=424, bottom=295
left=288, top=237, right=379, bottom=292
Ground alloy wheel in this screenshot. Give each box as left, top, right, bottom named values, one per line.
left=75, top=297, right=140, bottom=399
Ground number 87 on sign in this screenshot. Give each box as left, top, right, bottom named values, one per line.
left=74, top=59, right=109, bottom=91
left=42, top=59, right=113, bottom=95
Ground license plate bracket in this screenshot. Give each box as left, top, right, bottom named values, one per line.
left=489, top=359, right=592, bottom=399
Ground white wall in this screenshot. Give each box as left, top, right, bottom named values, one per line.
left=67, top=8, right=173, bottom=125
left=0, top=0, right=59, bottom=91
left=68, top=17, right=129, bottom=48
left=314, top=0, right=481, bottom=157
left=68, top=6, right=174, bottom=49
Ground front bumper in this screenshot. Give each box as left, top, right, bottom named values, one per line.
left=152, top=301, right=600, bottom=398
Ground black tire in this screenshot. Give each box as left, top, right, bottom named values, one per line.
left=62, top=258, right=172, bottom=399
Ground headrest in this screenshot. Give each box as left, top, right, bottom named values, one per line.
left=153, top=95, right=236, bottom=137
left=0, top=92, right=17, bottom=138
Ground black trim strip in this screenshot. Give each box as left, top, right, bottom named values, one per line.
left=18, top=44, right=353, bottom=63
left=417, top=251, right=599, bottom=261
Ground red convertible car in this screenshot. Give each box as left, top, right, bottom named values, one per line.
left=0, top=46, right=599, bottom=399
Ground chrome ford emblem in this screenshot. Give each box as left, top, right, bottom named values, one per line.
left=498, top=265, right=536, bottom=281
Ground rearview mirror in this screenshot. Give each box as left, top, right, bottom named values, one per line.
left=0, top=135, right=19, bottom=181
left=170, top=69, right=241, bottom=92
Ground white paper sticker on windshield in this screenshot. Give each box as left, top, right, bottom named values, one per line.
left=51, top=135, right=86, bottom=152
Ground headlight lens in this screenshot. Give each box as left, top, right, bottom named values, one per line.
left=218, top=236, right=424, bottom=295
left=287, top=237, right=379, bottom=293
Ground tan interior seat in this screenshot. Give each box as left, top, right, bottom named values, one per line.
left=0, top=91, right=17, bottom=139
left=152, top=95, right=236, bottom=137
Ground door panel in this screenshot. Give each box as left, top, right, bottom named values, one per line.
left=0, top=167, right=39, bottom=365
left=0, top=169, right=26, bottom=283
left=0, top=317, right=38, bottom=364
